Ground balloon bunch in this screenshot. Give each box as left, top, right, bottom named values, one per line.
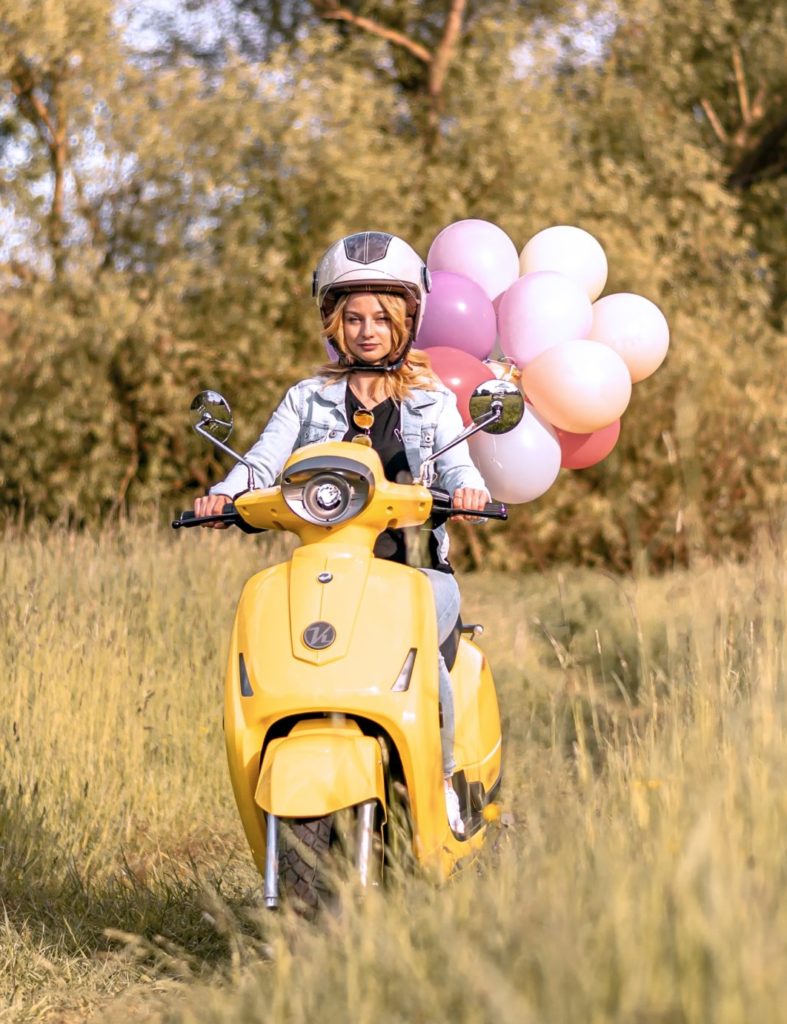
left=417, top=220, right=670, bottom=504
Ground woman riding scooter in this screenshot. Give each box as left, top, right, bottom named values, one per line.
left=194, top=231, right=490, bottom=833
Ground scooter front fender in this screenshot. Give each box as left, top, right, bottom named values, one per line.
left=255, top=719, right=386, bottom=820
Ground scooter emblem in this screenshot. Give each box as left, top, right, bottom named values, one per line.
left=303, top=621, right=336, bottom=650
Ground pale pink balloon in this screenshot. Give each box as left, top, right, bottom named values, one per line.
left=520, top=225, right=608, bottom=301
left=556, top=420, right=621, bottom=469
left=427, top=219, right=520, bottom=302
left=468, top=403, right=561, bottom=504
left=588, top=293, right=670, bottom=383
left=521, top=339, right=632, bottom=433
left=498, top=271, right=593, bottom=367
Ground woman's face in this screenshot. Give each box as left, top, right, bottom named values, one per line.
left=342, top=294, right=393, bottom=364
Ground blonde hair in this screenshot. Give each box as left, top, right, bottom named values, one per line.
left=318, top=292, right=441, bottom=402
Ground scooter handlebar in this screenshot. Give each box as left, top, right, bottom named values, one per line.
left=173, top=494, right=507, bottom=532
left=171, top=503, right=266, bottom=533
left=428, top=488, right=508, bottom=523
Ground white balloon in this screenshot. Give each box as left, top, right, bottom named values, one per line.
left=588, top=293, right=670, bottom=383
left=520, top=225, right=608, bottom=301
left=469, top=403, right=561, bottom=504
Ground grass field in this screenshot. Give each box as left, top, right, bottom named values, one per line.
left=0, top=522, right=784, bottom=1022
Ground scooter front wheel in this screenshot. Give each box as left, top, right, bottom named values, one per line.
left=280, top=816, right=333, bottom=916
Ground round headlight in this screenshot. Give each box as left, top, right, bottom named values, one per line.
left=281, top=457, right=374, bottom=526
left=302, top=473, right=352, bottom=522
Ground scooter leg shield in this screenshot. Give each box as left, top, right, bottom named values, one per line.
left=255, top=721, right=387, bottom=821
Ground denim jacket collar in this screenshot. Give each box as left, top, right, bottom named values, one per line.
left=312, top=376, right=439, bottom=416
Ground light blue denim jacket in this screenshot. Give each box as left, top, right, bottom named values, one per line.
left=210, top=376, right=488, bottom=557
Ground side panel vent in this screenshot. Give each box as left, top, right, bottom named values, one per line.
left=239, top=653, right=254, bottom=697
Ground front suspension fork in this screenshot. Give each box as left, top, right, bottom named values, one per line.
left=264, top=813, right=279, bottom=908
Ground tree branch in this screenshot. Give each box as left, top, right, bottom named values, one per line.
left=313, top=3, right=432, bottom=64
left=49, top=77, right=68, bottom=276
left=732, top=43, right=750, bottom=124
left=726, top=109, right=787, bottom=189
left=700, top=97, right=728, bottom=144
left=71, top=165, right=108, bottom=259
left=427, top=0, right=467, bottom=104
left=10, top=57, right=69, bottom=277
left=311, top=1, right=469, bottom=149
left=750, top=85, right=766, bottom=124
left=11, top=60, right=58, bottom=150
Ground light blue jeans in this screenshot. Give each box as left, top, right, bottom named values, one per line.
left=420, top=569, right=461, bottom=777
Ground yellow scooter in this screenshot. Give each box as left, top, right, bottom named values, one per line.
left=173, top=382, right=523, bottom=910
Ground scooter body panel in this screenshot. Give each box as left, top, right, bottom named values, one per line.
left=451, top=636, right=502, bottom=795
left=223, top=543, right=501, bottom=878
left=255, top=720, right=387, bottom=819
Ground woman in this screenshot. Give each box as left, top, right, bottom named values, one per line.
left=195, top=231, right=490, bottom=834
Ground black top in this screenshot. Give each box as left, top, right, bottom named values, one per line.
left=344, top=389, right=452, bottom=573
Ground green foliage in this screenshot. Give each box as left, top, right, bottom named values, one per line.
left=0, top=3, right=784, bottom=567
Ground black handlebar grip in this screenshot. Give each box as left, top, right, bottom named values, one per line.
left=172, top=510, right=198, bottom=529
left=483, top=501, right=508, bottom=520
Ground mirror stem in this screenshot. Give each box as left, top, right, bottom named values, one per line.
left=194, top=422, right=257, bottom=491
left=415, top=401, right=502, bottom=485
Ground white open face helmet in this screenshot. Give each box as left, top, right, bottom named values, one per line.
left=313, top=232, right=431, bottom=342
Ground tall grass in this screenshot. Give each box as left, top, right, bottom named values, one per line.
left=0, top=522, right=784, bottom=1022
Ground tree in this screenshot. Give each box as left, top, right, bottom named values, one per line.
left=0, top=2, right=782, bottom=570
left=0, top=0, right=116, bottom=277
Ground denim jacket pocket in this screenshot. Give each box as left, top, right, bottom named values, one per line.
left=299, top=423, right=332, bottom=446
left=419, top=423, right=436, bottom=453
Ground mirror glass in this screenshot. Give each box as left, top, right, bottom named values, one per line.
left=468, top=380, right=525, bottom=435
left=189, top=390, right=234, bottom=442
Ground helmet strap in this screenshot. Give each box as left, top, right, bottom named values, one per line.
left=338, top=340, right=412, bottom=374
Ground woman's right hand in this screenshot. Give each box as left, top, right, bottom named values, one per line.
left=194, top=493, right=231, bottom=528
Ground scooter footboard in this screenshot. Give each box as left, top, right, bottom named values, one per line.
left=255, top=719, right=387, bottom=820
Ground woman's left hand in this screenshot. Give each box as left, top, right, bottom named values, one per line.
left=451, top=487, right=491, bottom=522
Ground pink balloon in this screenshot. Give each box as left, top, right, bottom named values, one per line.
left=426, top=346, right=494, bottom=425
left=427, top=220, right=520, bottom=302
left=468, top=403, right=561, bottom=504
left=498, top=271, right=593, bottom=367
left=416, top=271, right=496, bottom=359
left=556, top=420, right=621, bottom=469
left=521, top=339, right=632, bottom=433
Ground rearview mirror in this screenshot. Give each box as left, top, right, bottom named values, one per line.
left=188, top=390, right=257, bottom=491
left=189, top=390, right=234, bottom=444
left=468, top=380, right=525, bottom=434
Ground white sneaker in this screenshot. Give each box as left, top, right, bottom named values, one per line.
left=444, top=780, right=465, bottom=835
